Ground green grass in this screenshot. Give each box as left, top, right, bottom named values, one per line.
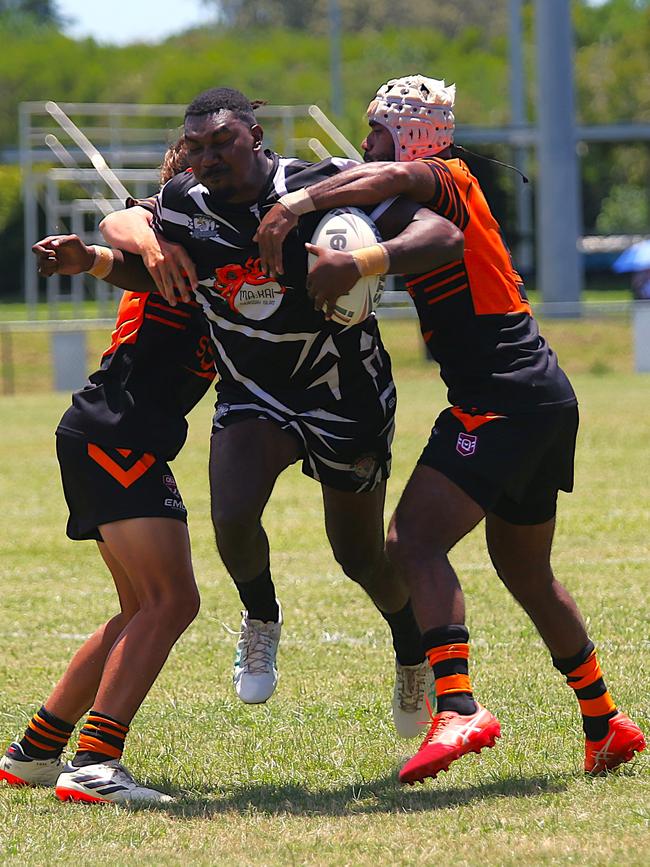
left=0, top=321, right=648, bottom=865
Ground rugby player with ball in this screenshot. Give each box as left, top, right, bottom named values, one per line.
left=99, top=87, right=464, bottom=739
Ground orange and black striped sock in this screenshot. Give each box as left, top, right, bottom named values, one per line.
left=19, top=705, right=74, bottom=759
left=553, top=641, right=617, bottom=741
left=72, top=710, right=129, bottom=768
left=422, top=624, right=477, bottom=716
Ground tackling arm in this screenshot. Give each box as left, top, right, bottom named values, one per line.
left=100, top=205, right=198, bottom=304
left=32, top=234, right=157, bottom=293
left=255, top=161, right=439, bottom=278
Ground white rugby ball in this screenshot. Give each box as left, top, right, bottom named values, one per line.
left=308, top=207, right=385, bottom=327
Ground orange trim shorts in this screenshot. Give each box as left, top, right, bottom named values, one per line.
left=55, top=432, right=187, bottom=541
left=418, top=404, right=579, bottom=525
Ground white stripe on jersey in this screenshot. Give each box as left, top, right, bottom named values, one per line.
left=158, top=206, right=193, bottom=228
left=302, top=407, right=357, bottom=424
left=270, top=157, right=308, bottom=198
left=208, top=331, right=295, bottom=414
left=187, top=185, right=240, bottom=232
left=195, top=289, right=320, bottom=346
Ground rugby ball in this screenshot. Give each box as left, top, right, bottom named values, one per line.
left=308, top=207, right=385, bottom=327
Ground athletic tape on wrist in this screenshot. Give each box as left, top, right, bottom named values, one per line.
left=350, top=243, right=390, bottom=277
left=88, top=245, right=115, bottom=279
left=278, top=188, right=315, bottom=215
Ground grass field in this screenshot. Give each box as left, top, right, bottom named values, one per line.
left=0, top=320, right=648, bottom=865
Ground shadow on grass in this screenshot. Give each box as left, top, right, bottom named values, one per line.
left=150, top=768, right=572, bottom=818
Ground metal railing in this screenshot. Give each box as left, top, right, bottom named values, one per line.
left=20, top=100, right=362, bottom=317
left=1, top=296, right=640, bottom=396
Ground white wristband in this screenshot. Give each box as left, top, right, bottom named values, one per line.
left=278, top=188, right=315, bottom=216
left=88, top=245, right=115, bottom=279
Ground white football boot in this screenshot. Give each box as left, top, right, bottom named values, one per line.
left=233, top=602, right=282, bottom=704
left=392, top=660, right=435, bottom=739
left=0, top=742, right=64, bottom=787
left=55, top=760, right=173, bottom=804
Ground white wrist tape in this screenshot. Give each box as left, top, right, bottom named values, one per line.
left=278, top=188, right=315, bottom=215
left=88, top=245, right=115, bottom=279
left=350, top=244, right=390, bottom=277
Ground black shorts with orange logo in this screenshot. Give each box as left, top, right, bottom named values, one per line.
left=56, top=433, right=187, bottom=541
left=417, top=404, right=579, bottom=525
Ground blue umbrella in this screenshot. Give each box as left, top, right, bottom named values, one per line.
left=612, top=240, right=650, bottom=273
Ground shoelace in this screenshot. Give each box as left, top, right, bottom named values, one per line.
left=397, top=667, right=426, bottom=712
left=419, top=705, right=456, bottom=750
left=240, top=625, right=276, bottom=674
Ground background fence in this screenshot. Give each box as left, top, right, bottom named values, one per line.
left=3, top=296, right=647, bottom=396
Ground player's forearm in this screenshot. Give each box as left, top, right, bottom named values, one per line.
left=99, top=207, right=157, bottom=255
left=100, top=250, right=158, bottom=292
left=283, top=162, right=435, bottom=212
left=382, top=211, right=464, bottom=274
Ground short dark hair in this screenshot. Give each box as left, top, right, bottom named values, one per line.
left=185, top=87, right=257, bottom=124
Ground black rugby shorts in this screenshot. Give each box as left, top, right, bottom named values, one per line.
left=56, top=433, right=187, bottom=541
left=211, top=381, right=396, bottom=493
left=417, top=404, right=579, bottom=525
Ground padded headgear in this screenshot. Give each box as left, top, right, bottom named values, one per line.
left=367, top=74, right=456, bottom=161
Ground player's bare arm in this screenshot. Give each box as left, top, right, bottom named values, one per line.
left=256, top=161, right=438, bottom=278
left=100, top=206, right=198, bottom=303
left=32, top=234, right=157, bottom=293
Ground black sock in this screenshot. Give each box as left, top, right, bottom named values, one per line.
left=72, top=710, right=129, bottom=767
left=553, top=641, right=618, bottom=741
left=234, top=564, right=279, bottom=622
left=379, top=599, right=423, bottom=666
left=19, top=705, right=74, bottom=759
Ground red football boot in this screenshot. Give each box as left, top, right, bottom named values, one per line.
left=399, top=702, right=501, bottom=785
left=584, top=712, right=646, bottom=775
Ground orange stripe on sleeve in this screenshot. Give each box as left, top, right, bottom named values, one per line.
left=144, top=313, right=185, bottom=330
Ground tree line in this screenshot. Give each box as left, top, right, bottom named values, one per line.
left=0, top=0, right=648, bottom=295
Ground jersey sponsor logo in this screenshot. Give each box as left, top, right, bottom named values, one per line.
left=190, top=214, right=221, bottom=239
left=213, top=256, right=285, bottom=320
left=164, top=497, right=187, bottom=511
left=456, top=432, right=477, bottom=457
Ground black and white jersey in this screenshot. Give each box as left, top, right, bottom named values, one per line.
left=152, top=153, right=393, bottom=415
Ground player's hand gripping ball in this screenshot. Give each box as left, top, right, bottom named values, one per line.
left=308, top=207, right=386, bottom=327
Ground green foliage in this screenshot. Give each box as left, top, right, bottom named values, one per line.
left=0, top=165, right=23, bottom=298
left=596, top=184, right=650, bottom=233
left=205, top=0, right=509, bottom=40
left=0, top=2, right=649, bottom=293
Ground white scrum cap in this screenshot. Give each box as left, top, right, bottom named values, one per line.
left=367, top=74, right=456, bottom=161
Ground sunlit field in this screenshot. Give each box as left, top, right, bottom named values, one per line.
left=0, top=319, right=648, bottom=865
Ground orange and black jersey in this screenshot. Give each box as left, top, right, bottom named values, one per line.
left=57, top=291, right=216, bottom=460
left=405, top=157, right=576, bottom=414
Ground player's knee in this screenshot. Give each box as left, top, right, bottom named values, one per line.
left=332, top=544, right=382, bottom=586
left=211, top=502, right=260, bottom=547
left=140, top=580, right=200, bottom=633
left=161, top=586, right=200, bottom=634
left=386, top=523, right=441, bottom=571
